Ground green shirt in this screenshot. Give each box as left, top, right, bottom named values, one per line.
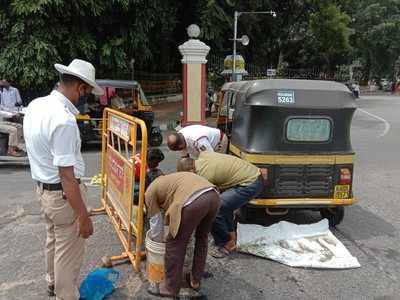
left=195, top=151, right=260, bottom=189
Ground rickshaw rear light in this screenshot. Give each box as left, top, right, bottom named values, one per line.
left=339, top=168, right=352, bottom=184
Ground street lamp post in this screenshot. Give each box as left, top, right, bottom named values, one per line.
left=232, top=10, right=276, bottom=81
left=130, top=58, right=135, bottom=81
left=232, top=11, right=238, bottom=82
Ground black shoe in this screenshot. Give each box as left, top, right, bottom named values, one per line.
left=47, top=285, right=55, bottom=297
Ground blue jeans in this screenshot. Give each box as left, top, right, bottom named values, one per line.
left=211, top=177, right=264, bottom=246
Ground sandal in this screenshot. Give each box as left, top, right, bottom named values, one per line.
left=147, top=283, right=178, bottom=299
left=148, top=282, right=206, bottom=299
left=224, top=236, right=237, bottom=252
left=185, top=273, right=200, bottom=291
left=179, top=289, right=206, bottom=299
left=210, top=246, right=231, bottom=258
left=7, top=150, right=24, bottom=157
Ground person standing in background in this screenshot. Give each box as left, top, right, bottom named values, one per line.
left=0, top=79, right=22, bottom=110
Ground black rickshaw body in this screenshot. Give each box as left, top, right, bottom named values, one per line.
left=76, top=79, right=162, bottom=146
left=221, top=79, right=357, bottom=226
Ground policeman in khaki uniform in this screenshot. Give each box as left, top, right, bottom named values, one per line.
left=24, top=59, right=104, bottom=299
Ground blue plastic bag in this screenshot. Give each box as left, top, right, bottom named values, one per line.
left=79, top=268, right=120, bottom=300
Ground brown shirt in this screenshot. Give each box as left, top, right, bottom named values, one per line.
left=145, top=172, right=214, bottom=237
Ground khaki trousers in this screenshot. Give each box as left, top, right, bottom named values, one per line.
left=0, top=121, right=22, bottom=147
left=36, top=184, right=86, bottom=300
left=215, top=133, right=228, bottom=154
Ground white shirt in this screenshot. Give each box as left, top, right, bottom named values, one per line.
left=23, top=90, right=85, bottom=183
left=179, top=125, right=222, bottom=157
left=0, top=86, right=22, bottom=110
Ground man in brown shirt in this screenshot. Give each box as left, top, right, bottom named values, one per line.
left=145, top=172, right=219, bottom=298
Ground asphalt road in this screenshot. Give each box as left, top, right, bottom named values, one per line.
left=0, top=95, right=399, bottom=300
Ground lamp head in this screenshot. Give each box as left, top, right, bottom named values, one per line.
left=240, top=35, right=250, bottom=46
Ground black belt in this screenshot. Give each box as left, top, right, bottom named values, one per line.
left=37, top=179, right=81, bottom=191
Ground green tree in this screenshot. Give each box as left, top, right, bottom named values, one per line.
left=197, top=0, right=316, bottom=71
left=3, top=0, right=400, bottom=96
left=309, top=3, right=352, bottom=71
left=351, top=0, right=400, bottom=81
left=0, top=0, right=178, bottom=97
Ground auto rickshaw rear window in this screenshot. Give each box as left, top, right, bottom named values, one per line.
left=286, top=118, right=332, bottom=142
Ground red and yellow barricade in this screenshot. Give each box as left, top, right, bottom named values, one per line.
left=96, top=108, right=147, bottom=271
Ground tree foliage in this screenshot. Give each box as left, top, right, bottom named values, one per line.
left=0, top=0, right=399, bottom=95
left=309, top=3, right=352, bottom=70
left=351, top=0, right=400, bottom=80
left=0, top=0, right=178, bottom=95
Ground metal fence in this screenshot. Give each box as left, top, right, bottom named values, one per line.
left=244, top=68, right=337, bottom=80
left=104, top=56, right=342, bottom=99
left=121, top=70, right=182, bottom=95
left=207, top=54, right=339, bottom=81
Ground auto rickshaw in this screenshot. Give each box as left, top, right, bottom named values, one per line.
left=76, top=79, right=163, bottom=146
left=217, top=79, right=357, bottom=226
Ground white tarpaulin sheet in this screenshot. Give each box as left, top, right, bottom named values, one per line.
left=237, top=219, right=361, bottom=269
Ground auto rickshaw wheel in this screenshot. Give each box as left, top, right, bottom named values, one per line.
left=320, top=207, right=344, bottom=227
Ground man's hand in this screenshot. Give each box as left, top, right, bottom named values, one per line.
left=260, top=168, right=269, bottom=186
left=260, top=168, right=268, bottom=178
left=78, top=215, right=94, bottom=239
left=59, top=166, right=94, bottom=238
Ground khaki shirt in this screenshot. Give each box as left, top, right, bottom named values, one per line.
left=145, top=172, right=214, bottom=238
left=195, top=151, right=260, bottom=189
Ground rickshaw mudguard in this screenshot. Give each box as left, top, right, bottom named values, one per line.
left=248, top=197, right=357, bottom=208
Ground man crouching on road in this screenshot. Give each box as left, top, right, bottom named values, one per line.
left=177, top=151, right=266, bottom=258
left=145, top=172, right=219, bottom=298
left=23, top=59, right=104, bottom=299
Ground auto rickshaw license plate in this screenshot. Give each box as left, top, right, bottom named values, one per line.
left=334, top=185, right=349, bottom=199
